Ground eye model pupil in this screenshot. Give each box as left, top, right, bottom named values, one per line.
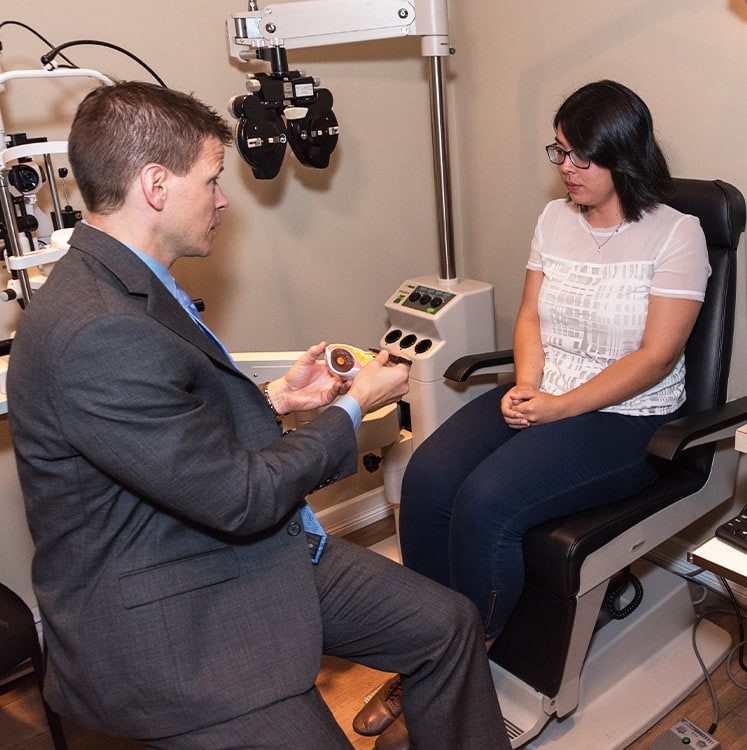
left=331, top=349, right=355, bottom=371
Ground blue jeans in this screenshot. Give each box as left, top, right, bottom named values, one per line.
left=398, top=383, right=673, bottom=639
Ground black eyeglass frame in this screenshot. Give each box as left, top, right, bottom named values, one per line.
left=545, top=144, right=591, bottom=169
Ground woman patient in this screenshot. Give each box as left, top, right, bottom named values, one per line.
left=353, top=79, right=711, bottom=750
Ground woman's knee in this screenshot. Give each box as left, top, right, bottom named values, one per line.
left=400, top=447, right=461, bottom=529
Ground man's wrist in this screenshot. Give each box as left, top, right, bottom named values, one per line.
left=261, top=380, right=287, bottom=422
left=334, top=394, right=362, bottom=430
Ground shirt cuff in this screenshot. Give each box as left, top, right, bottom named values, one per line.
left=334, top=394, right=362, bottom=430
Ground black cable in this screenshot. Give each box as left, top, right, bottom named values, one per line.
left=0, top=20, right=77, bottom=67
left=0, top=23, right=167, bottom=87
left=718, top=575, right=746, bottom=671
left=692, top=609, right=721, bottom=735
left=605, top=569, right=644, bottom=619
left=674, top=571, right=747, bottom=738
left=40, top=39, right=167, bottom=87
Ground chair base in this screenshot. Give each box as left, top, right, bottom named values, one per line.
left=491, top=559, right=731, bottom=749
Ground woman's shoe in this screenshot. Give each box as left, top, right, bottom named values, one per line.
left=352, top=674, right=403, bottom=736
left=374, top=715, right=412, bottom=750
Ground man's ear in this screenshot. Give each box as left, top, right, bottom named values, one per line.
left=140, top=163, right=169, bottom=210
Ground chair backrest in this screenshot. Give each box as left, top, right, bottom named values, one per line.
left=666, top=179, right=745, bottom=473
left=667, top=179, right=745, bottom=416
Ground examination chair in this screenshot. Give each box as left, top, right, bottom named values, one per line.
left=0, top=581, right=68, bottom=749
left=444, top=178, right=747, bottom=748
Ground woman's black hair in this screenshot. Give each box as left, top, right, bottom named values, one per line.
left=553, top=80, right=672, bottom=221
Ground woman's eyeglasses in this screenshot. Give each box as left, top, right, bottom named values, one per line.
left=545, top=144, right=591, bottom=169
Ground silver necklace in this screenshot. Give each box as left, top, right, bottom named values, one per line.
left=583, top=215, right=624, bottom=251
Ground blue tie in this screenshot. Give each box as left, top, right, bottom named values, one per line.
left=174, top=286, right=236, bottom=366
left=301, top=503, right=327, bottom=564
left=174, top=285, right=327, bottom=563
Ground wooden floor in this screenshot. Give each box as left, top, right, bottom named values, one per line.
left=3, top=517, right=747, bottom=749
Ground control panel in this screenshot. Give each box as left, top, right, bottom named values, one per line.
left=393, top=282, right=456, bottom=315
left=383, top=275, right=496, bottom=380
left=649, top=718, right=720, bottom=750
left=381, top=273, right=497, bottom=447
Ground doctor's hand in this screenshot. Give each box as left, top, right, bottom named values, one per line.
left=269, top=342, right=351, bottom=414
left=347, top=349, right=410, bottom=416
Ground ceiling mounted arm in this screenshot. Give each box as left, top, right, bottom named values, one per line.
left=227, top=0, right=451, bottom=58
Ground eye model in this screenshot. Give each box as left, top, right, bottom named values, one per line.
left=325, top=344, right=374, bottom=379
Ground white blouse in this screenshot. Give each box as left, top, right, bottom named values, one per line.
left=526, top=199, right=710, bottom=415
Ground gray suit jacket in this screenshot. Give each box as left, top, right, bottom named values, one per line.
left=7, top=222, right=358, bottom=738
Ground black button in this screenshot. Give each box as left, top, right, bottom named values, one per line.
left=400, top=334, right=417, bottom=348
left=415, top=339, right=432, bottom=354
left=385, top=329, right=402, bottom=344
left=287, top=521, right=302, bottom=536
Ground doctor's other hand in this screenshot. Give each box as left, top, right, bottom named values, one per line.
left=348, top=349, right=410, bottom=416
left=270, top=342, right=351, bottom=414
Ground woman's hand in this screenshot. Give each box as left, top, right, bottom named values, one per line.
left=501, top=384, right=566, bottom=429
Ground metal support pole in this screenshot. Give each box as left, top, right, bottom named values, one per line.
left=0, top=173, right=33, bottom=304
left=428, top=55, right=456, bottom=281
left=42, top=155, right=65, bottom=231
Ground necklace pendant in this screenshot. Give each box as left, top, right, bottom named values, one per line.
left=584, top=217, right=624, bottom=251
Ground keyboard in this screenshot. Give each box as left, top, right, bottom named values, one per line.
left=715, top=505, right=747, bottom=552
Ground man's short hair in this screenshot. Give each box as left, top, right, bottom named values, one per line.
left=68, top=80, right=233, bottom=214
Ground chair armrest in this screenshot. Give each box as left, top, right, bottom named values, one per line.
left=443, top=349, right=515, bottom=382
left=647, top=395, right=747, bottom=461
left=445, top=353, right=747, bottom=461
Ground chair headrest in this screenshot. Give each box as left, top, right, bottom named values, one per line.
left=668, top=178, right=745, bottom=249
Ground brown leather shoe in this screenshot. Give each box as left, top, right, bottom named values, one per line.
left=374, top=715, right=412, bottom=750
left=352, top=674, right=403, bottom=736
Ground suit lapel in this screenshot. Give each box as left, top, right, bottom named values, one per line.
left=70, top=223, right=244, bottom=374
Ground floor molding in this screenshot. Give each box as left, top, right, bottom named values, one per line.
left=317, top=487, right=393, bottom=537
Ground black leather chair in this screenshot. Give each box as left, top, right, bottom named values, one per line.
left=0, top=582, right=68, bottom=750
left=444, top=178, right=747, bottom=748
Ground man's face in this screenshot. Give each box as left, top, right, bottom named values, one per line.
left=165, top=136, right=229, bottom=260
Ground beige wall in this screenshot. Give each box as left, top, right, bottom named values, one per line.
left=450, top=0, right=747, bottom=393
left=3, top=1, right=746, bottom=367
left=3, top=0, right=747, bottom=604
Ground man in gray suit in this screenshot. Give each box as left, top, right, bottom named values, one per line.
left=7, top=82, right=510, bottom=750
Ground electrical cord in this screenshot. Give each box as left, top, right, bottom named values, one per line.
left=39, top=39, right=167, bottom=87
left=688, top=594, right=747, bottom=736
left=0, top=20, right=77, bottom=67
left=683, top=568, right=710, bottom=605
left=674, top=569, right=747, bottom=738
left=718, top=575, right=747, bottom=671
left=605, top=568, right=644, bottom=619
left=726, top=638, right=747, bottom=689
left=0, top=21, right=166, bottom=87
left=692, top=608, right=724, bottom=735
